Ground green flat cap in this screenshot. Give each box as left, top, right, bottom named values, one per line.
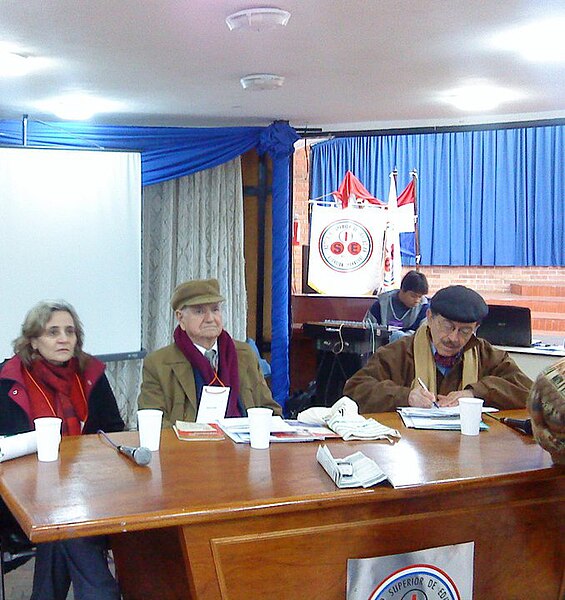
left=171, top=278, right=225, bottom=310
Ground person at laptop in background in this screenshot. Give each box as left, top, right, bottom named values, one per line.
left=345, top=285, right=532, bottom=412
left=364, top=270, right=429, bottom=343
left=138, top=278, right=281, bottom=427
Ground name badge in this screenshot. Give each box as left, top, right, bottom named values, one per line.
left=196, top=385, right=230, bottom=423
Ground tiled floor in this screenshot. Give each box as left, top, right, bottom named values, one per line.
left=3, top=547, right=121, bottom=598
left=3, top=556, right=32, bottom=599
left=2, top=557, right=71, bottom=600
left=2, top=556, right=117, bottom=599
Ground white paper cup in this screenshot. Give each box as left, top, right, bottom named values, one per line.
left=137, top=409, right=163, bottom=451
left=459, top=398, right=484, bottom=436
left=34, top=417, right=62, bottom=462
left=248, top=407, right=273, bottom=450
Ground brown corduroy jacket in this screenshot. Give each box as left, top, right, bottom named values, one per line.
left=343, top=332, right=532, bottom=413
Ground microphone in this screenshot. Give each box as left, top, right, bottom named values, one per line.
left=117, top=444, right=152, bottom=466
left=97, top=430, right=152, bottom=466
left=500, top=417, right=533, bottom=436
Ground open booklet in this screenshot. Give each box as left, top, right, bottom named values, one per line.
left=218, top=416, right=340, bottom=444
left=397, top=406, right=497, bottom=430
left=316, top=444, right=389, bottom=488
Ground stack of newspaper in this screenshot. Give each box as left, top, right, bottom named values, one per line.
left=316, top=444, right=389, bottom=488
left=397, top=406, right=495, bottom=430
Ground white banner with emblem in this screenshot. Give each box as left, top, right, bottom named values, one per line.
left=347, top=542, right=474, bottom=600
left=307, top=205, right=386, bottom=296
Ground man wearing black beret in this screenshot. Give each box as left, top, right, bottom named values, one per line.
left=344, top=285, right=533, bottom=412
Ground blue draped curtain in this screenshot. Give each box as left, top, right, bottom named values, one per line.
left=310, top=124, right=564, bottom=266
left=0, top=119, right=298, bottom=406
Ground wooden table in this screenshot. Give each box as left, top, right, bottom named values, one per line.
left=0, top=411, right=563, bottom=599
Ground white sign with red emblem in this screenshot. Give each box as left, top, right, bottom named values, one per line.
left=347, top=542, right=474, bottom=600
left=307, top=205, right=386, bottom=295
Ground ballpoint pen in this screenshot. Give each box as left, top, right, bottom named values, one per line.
left=418, top=377, right=439, bottom=408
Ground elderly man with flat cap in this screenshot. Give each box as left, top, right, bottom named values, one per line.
left=138, top=278, right=281, bottom=427
left=344, top=285, right=532, bottom=412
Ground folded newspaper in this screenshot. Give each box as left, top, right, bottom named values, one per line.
left=0, top=431, right=37, bottom=462
left=316, top=444, right=389, bottom=488
left=298, top=397, right=400, bottom=442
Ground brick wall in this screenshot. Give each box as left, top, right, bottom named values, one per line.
left=292, top=142, right=565, bottom=294
left=408, top=265, right=565, bottom=295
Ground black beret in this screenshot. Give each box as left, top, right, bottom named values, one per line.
left=429, top=285, right=488, bottom=323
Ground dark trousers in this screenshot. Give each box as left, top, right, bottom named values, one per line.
left=31, top=537, right=120, bottom=600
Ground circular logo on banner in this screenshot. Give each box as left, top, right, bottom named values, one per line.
left=318, top=219, right=373, bottom=273
left=368, top=564, right=461, bottom=600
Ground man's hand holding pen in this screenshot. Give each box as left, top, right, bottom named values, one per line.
left=409, top=378, right=475, bottom=408
left=408, top=378, right=437, bottom=408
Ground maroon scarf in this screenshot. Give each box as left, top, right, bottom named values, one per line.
left=173, top=326, right=241, bottom=417
left=25, top=357, right=87, bottom=436
left=434, top=351, right=461, bottom=370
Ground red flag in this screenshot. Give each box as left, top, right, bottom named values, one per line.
left=332, top=170, right=384, bottom=208
left=396, top=178, right=417, bottom=258
left=397, top=179, right=415, bottom=206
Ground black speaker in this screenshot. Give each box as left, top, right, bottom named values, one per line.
left=314, top=349, right=369, bottom=407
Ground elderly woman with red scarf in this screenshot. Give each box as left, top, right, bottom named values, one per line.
left=0, top=300, right=123, bottom=600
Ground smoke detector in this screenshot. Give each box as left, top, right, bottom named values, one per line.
left=226, top=8, right=291, bottom=32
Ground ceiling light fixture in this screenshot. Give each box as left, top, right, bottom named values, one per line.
left=240, top=73, right=285, bottom=91
left=226, top=8, right=291, bottom=32
left=0, top=51, right=30, bottom=77
left=36, top=94, right=123, bottom=120
left=492, top=17, right=565, bottom=62
left=441, top=82, right=520, bottom=112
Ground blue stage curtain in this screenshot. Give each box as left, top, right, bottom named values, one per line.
left=310, top=124, right=564, bottom=266
left=0, top=119, right=298, bottom=406
left=0, top=120, right=264, bottom=185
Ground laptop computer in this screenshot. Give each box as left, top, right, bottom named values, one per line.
left=476, top=304, right=532, bottom=347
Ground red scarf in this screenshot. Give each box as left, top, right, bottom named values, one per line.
left=24, top=358, right=88, bottom=436
left=173, top=326, right=241, bottom=417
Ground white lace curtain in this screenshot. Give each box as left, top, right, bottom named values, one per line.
left=106, top=157, right=247, bottom=428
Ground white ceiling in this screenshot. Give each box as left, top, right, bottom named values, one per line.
left=1, top=0, right=564, bottom=132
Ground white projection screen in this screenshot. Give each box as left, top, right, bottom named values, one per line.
left=0, top=147, right=142, bottom=361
